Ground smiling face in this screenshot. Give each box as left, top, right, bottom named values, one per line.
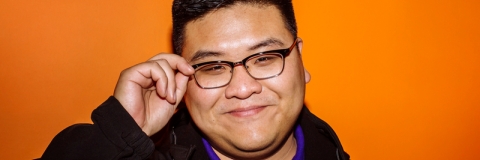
left=182, top=3, right=310, bottom=159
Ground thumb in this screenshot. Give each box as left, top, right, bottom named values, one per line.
left=174, top=72, right=190, bottom=105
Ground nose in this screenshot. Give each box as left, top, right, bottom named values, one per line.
left=224, top=65, right=262, bottom=99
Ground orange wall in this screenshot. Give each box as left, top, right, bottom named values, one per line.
left=1, top=0, right=479, bottom=159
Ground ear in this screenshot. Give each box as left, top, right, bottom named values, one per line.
left=295, top=38, right=311, bottom=83
left=304, top=69, right=311, bottom=83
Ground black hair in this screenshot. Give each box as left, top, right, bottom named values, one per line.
left=172, top=0, right=297, bottom=55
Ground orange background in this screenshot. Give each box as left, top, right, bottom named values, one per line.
left=1, top=0, right=479, bottom=159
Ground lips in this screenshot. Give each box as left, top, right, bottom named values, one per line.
left=226, top=105, right=267, bottom=117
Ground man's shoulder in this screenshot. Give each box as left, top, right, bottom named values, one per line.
left=299, top=106, right=350, bottom=160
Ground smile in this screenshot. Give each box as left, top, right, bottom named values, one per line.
left=227, top=106, right=267, bottom=117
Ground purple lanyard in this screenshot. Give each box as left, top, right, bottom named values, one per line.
left=201, top=124, right=305, bottom=160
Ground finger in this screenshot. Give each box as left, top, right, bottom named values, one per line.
left=174, top=72, right=190, bottom=105
left=113, top=62, right=170, bottom=125
left=149, top=53, right=195, bottom=76
left=147, top=60, right=169, bottom=98
left=153, top=59, right=177, bottom=104
left=116, top=61, right=168, bottom=99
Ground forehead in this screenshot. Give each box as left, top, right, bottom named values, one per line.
left=182, top=3, right=293, bottom=61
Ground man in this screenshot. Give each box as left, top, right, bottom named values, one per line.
left=42, top=0, right=349, bottom=159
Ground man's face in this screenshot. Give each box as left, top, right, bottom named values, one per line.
left=182, top=3, right=310, bottom=158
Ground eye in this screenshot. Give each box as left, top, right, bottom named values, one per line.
left=199, top=64, right=228, bottom=75
left=253, top=54, right=280, bottom=65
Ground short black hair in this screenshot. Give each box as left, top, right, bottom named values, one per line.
left=172, top=0, right=297, bottom=55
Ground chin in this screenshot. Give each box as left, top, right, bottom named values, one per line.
left=215, top=133, right=288, bottom=159
left=233, top=135, right=275, bottom=152
left=215, top=128, right=289, bottom=158
left=227, top=124, right=279, bottom=149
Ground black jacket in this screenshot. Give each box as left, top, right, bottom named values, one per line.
left=41, top=97, right=349, bottom=160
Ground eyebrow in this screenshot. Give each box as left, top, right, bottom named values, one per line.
left=248, top=38, right=285, bottom=51
left=189, top=38, right=286, bottom=62
left=189, top=50, right=224, bottom=62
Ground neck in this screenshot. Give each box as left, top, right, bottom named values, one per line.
left=277, top=134, right=297, bottom=160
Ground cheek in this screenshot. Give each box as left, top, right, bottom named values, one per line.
left=267, top=58, right=306, bottom=109
left=184, top=80, right=222, bottom=117
left=270, top=59, right=305, bottom=93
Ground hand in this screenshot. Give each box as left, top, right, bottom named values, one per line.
left=113, top=53, right=194, bottom=136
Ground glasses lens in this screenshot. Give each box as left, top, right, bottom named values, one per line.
left=245, top=53, right=284, bottom=79
left=194, top=63, right=232, bottom=88
left=193, top=53, right=285, bottom=88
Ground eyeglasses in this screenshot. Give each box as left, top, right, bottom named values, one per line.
left=191, top=38, right=298, bottom=89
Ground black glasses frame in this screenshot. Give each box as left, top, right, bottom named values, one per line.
left=191, top=38, right=298, bottom=89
